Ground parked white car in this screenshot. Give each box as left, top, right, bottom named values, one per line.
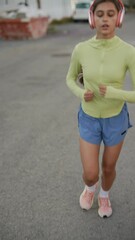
left=73, top=1, right=92, bottom=21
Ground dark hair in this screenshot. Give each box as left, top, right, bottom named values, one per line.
left=92, top=0, right=121, bottom=12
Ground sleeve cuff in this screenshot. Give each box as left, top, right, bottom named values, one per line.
left=105, top=86, right=122, bottom=99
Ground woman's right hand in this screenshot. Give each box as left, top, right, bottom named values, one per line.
left=84, top=90, right=94, bottom=102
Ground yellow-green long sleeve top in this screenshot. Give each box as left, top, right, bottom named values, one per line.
left=66, top=36, right=135, bottom=118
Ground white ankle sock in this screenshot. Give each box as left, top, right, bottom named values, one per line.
left=99, top=187, right=109, bottom=198
left=86, top=184, right=97, bottom=192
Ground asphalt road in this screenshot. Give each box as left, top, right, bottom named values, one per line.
left=0, top=13, right=135, bottom=240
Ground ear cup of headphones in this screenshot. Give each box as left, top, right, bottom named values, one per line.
left=116, top=8, right=125, bottom=27
left=89, top=11, right=95, bottom=29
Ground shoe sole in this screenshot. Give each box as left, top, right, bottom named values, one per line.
left=98, top=209, right=112, bottom=218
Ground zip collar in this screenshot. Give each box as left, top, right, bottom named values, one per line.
left=88, top=35, right=121, bottom=50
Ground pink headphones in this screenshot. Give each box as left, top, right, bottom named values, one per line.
left=89, top=0, right=125, bottom=29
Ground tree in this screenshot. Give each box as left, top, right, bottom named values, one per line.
left=129, top=0, right=135, bottom=8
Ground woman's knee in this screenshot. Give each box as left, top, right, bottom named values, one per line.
left=83, top=171, right=99, bottom=185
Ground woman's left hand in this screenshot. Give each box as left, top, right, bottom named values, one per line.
left=99, top=84, right=107, bottom=96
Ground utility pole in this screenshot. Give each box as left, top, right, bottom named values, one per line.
left=37, top=0, right=41, bottom=9
left=5, top=0, right=8, bottom=4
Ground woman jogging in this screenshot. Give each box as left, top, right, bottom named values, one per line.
left=66, top=0, right=135, bottom=218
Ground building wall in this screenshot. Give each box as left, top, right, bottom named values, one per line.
left=0, top=0, right=74, bottom=19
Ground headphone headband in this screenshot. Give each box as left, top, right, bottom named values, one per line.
left=89, top=0, right=125, bottom=29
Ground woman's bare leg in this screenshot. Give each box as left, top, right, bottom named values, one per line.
left=79, top=138, right=100, bottom=186
left=101, top=141, right=124, bottom=191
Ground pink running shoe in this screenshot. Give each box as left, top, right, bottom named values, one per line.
left=98, top=196, right=112, bottom=218
left=79, top=186, right=96, bottom=210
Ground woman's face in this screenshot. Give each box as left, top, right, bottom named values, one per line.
left=94, top=1, right=118, bottom=39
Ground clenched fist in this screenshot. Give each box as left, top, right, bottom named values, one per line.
left=99, top=84, right=107, bottom=96
left=84, top=90, right=94, bottom=102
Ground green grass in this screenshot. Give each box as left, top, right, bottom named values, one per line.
left=50, top=17, right=73, bottom=25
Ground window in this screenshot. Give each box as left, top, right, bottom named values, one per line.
left=76, top=3, right=90, bottom=9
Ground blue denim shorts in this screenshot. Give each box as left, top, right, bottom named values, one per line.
left=78, top=103, right=132, bottom=146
